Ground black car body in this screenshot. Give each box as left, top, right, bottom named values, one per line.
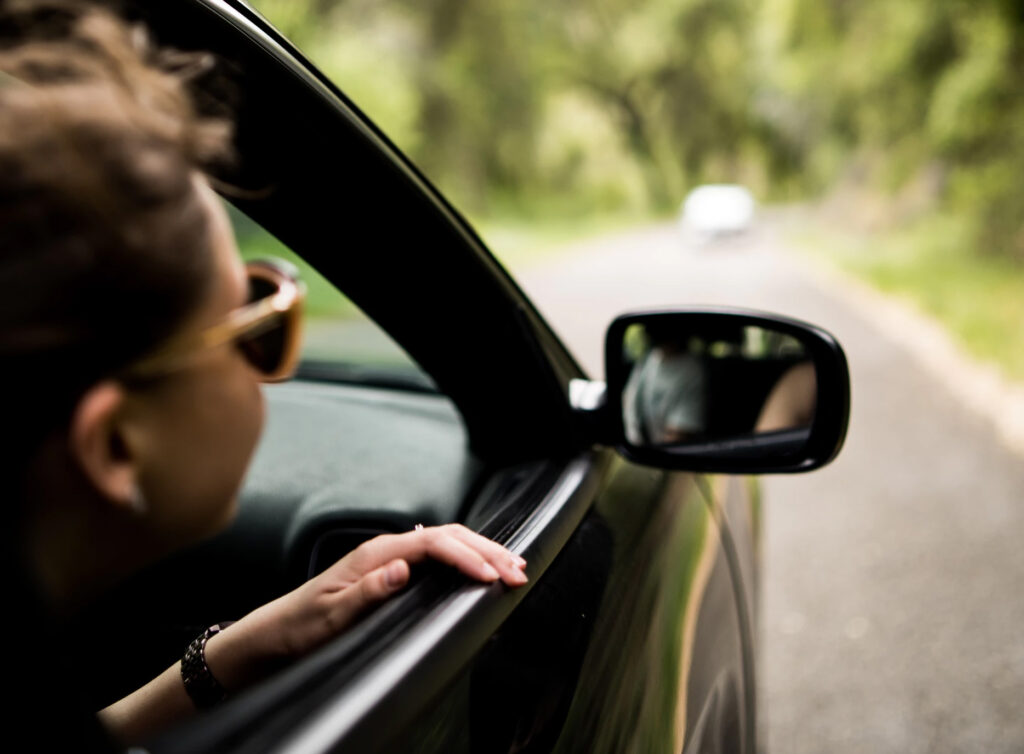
left=77, top=2, right=850, bottom=752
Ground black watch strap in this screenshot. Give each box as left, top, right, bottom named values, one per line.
left=181, top=622, right=234, bottom=709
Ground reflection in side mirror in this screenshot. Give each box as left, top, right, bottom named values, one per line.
left=621, top=321, right=815, bottom=446
left=606, top=309, right=849, bottom=473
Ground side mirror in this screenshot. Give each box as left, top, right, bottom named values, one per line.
left=601, top=308, right=850, bottom=473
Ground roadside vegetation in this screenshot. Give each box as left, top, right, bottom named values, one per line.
left=247, top=0, right=1024, bottom=378
left=800, top=213, right=1024, bottom=381
left=477, top=210, right=665, bottom=270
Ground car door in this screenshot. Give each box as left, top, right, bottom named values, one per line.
left=97, top=2, right=765, bottom=752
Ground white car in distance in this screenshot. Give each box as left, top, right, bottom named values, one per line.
left=679, top=184, right=756, bottom=242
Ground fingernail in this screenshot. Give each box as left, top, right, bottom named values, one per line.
left=386, top=561, right=406, bottom=588
left=512, top=555, right=527, bottom=568
left=481, top=563, right=500, bottom=581
left=511, top=569, right=529, bottom=585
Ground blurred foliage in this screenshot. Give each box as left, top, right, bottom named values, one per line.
left=764, top=0, right=1024, bottom=260
left=250, top=0, right=1024, bottom=260
left=250, top=0, right=796, bottom=221
left=800, top=213, right=1024, bottom=380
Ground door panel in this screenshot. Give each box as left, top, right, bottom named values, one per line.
left=549, top=467, right=747, bottom=754
left=700, top=474, right=760, bottom=753
left=378, top=512, right=613, bottom=754
left=355, top=459, right=751, bottom=754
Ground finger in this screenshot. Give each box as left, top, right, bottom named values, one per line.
left=353, top=526, right=527, bottom=587
left=444, top=525, right=528, bottom=585
left=442, top=523, right=526, bottom=565
left=326, top=558, right=410, bottom=632
left=367, top=525, right=524, bottom=569
left=420, top=528, right=527, bottom=587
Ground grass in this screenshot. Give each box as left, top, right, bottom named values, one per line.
left=477, top=209, right=665, bottom=271
left=795, top=213, right=1024, bottom=381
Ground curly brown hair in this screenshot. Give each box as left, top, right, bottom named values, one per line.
left=0, top=0, right=234, bottom=446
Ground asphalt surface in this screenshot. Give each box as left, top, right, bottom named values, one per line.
left=510, top=220, right=1024, bottom=753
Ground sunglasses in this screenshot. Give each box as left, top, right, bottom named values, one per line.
left=126, top=258, right=305, bottom=383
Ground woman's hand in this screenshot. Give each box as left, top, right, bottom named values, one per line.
left=204, top=524, right=528, bottom=691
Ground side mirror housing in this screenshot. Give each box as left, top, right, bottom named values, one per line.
left=599, top=308, right=850, bottom=473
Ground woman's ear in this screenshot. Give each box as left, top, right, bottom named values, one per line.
left=69, top=381, right=140, bottom=512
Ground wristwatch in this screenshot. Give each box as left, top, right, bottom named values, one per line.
left=181, top=622, right=234, bottom=709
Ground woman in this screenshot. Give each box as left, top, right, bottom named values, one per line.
left=1, top=2, right=527, bottom=748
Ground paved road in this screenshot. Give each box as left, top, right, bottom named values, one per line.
left=509, top=220, right=1024, bottom=753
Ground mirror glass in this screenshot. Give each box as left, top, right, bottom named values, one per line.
left=620, top=321, right=817, bottom=449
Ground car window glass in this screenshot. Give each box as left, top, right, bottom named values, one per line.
left=228, top=202, right=435, bottom=389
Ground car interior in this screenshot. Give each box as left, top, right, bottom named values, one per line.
left=75, top=378, right=564, bottom=709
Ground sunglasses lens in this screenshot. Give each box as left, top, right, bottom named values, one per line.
left=235, top=271, right=295, bottom=378
left=236, top=312, right=288, bottom=376
left=247, top=271, right=279, bottom=302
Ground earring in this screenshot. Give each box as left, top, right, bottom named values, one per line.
left=129, top=486, right=148, bottom=515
